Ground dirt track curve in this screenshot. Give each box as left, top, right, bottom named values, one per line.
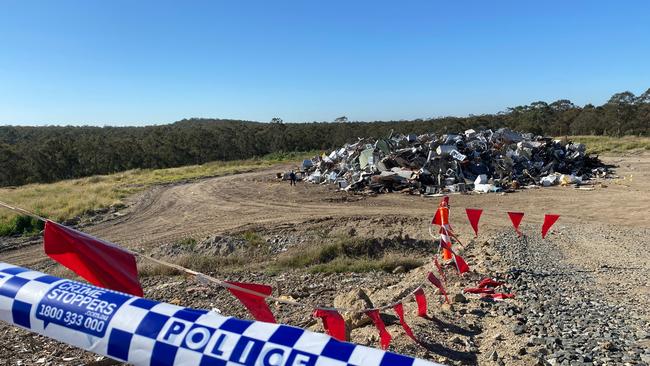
left=88, top=155, right=650, bottom=247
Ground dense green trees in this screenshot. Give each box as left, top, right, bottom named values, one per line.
left=1, top=89, right=648, bottom=187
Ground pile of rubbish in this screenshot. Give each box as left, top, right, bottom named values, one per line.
left=301, top=129, right=609, bottom=194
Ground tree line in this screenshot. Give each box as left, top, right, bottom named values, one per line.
left=1, top=89, right=648, bottom=187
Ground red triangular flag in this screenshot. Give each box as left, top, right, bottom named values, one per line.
left=43, top=220, right=143, bottom=296
left=453, top=253, right=470, bottom=275
left=427, top=272, right=450, bottom=304
left=481, top=293, right=515, bottom=300
left=431, top=197, right=450, bottom=226
left=463, top=287, right=496, bottom=294
left=393, top=303, right=417, bottom=343
left=313, top=309, right=346, bottom=341
left=414, top=288, right=428, bottom=317
left=478, top=278, right=504, bottom=288
left=541, top=214, right=560, bottom=238
left=432, top=211, right=441, bottom=226
left=365, top=309, right=392, bottom=350
left=507, top=212, right=525, bottom=237
left=225, top=281, right=276, bottom=323
left=465, top=208, right=483, bottom=237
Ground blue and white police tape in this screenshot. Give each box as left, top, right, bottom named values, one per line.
left=0, top=262, right=442, bottom=366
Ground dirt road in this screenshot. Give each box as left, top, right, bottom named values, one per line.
left=80, top=155, right=649, bottom=245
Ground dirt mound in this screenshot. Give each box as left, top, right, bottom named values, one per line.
left=149, top=235, right=251, bottom=257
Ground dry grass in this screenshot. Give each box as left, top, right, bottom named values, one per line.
left=566, top=135, right=650, bottom=154
left=0, top=152, right=314, bottom=233
left=270, top=237, right=425, bottom=274
left=307, top=255, right=423, bottom=274
left=138, top=254, right=250, bottom=277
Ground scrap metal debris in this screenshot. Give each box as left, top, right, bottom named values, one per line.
left=300, top=129, right=609, bottom=194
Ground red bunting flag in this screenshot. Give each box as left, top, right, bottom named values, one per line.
left=433, top=256, right=446, bottom=282
left=507, top=212, right=525, bottom=237
left=453, top=253, right=470, bottom=275
left=478, top=278, right=504, bottom=288
left=431, top=196, right=450, bottom=226
left=466, top=278, right=506, bottom=294
left=313, top=309, right=346, bottom=341
left=427, top=272, right=450, bottom=304
left=481, top=293, right=516, bottom=300
left=463, top=287, right=496, bottom=294
left=414, top=288, right=428, bottom=317
left=438, top=239, right=470, bottom=276
left=43, top=220, right=143, bottom=296
left=541, top=214, right=560, bottom=238
left=225, top=281, right=276, bottom=323
left=465, top=208, right=483, bottom=237
left=393, top=303, right=417, bottom=343
left=432, top=211, right=440, bottom=226
left=365, top=309, right=392, bottom=350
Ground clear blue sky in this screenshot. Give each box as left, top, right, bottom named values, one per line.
left=1, top=1, right=649, bottom=126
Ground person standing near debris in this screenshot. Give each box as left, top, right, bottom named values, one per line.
left=289, top=170, right=297, bottom=186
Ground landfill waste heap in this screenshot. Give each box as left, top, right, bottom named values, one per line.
left=300, top=128, right=609, bottom=194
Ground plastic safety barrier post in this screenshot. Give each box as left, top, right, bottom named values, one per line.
left=0, top=262, right=441, bottom=366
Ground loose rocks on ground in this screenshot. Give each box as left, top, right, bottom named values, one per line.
left=492, top=231, right=649, bottom=366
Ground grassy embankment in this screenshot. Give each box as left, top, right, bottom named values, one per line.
left=0, top=151, right=314, bottom=236
left=568, top=135, right=650, bottom=154
left=139, top=235, right=426, bottom=276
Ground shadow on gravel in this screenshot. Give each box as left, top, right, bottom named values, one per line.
left=417, top=339, right=478, bottom=364
left=424, top=316, right=480, bottom=337
left=416, top=316, right=481, bottom=363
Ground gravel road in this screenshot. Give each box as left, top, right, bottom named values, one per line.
left=492, top=227, right=650, bottom=366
